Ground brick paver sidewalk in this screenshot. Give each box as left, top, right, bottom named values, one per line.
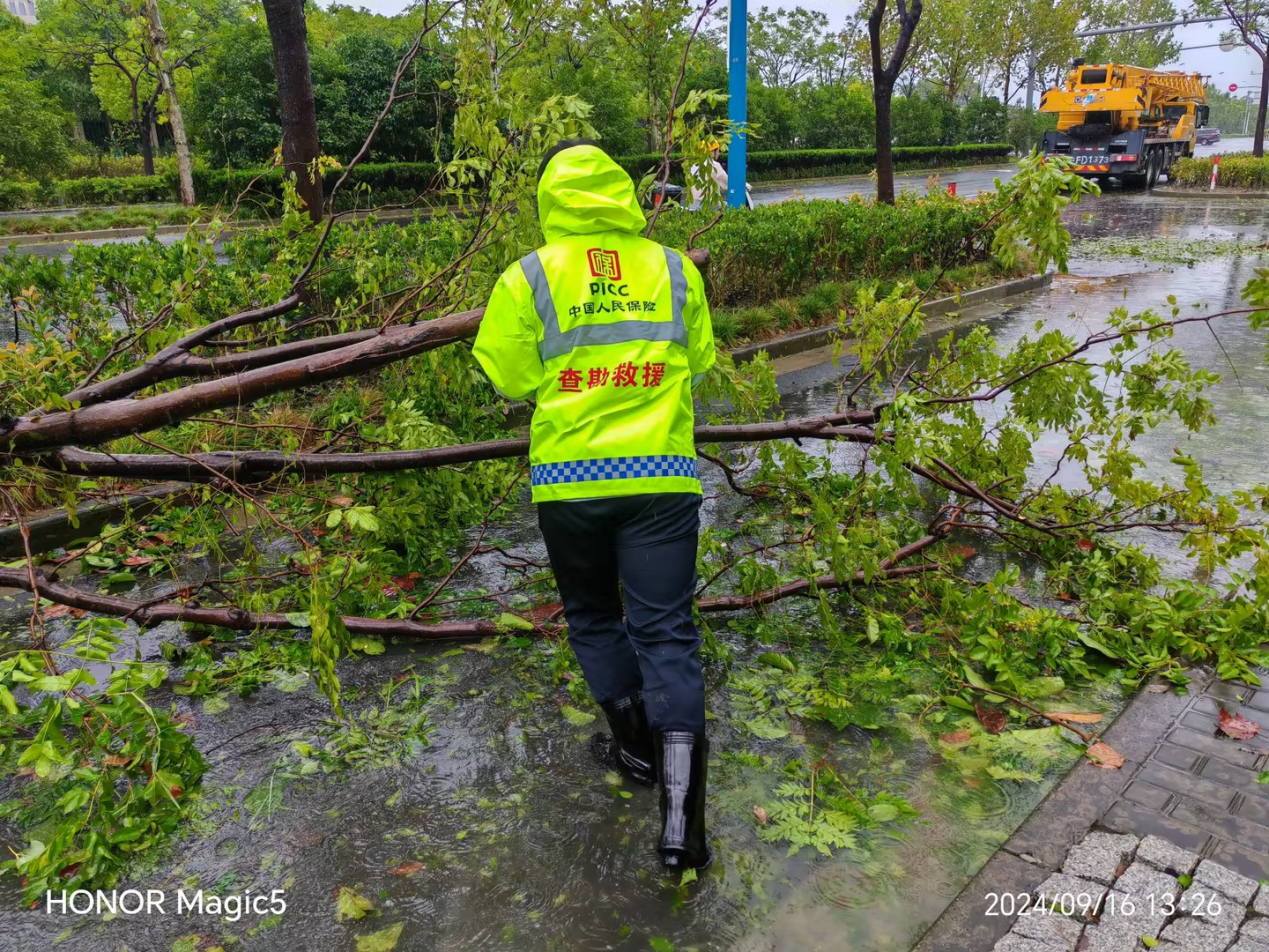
left=915, top=669, right=1269, bottom=952
left=1101, top=674, right=1269, bottom=881
left=994, top=830, right=1269, bottom=951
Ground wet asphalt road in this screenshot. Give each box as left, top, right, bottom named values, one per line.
left=753, top=135, right=1257, bottom=204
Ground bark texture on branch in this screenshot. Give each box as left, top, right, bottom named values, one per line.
left=4, top=251, right=710, bottom=455
left=49, top=416, right=881, bottom=482
left=0, top=549, right=939, bottom=642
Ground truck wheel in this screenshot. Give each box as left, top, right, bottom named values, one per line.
left=1146, top=153, right=1161, bottom=189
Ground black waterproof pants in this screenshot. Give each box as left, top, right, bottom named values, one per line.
left=537, top=492, right=705, bottom=733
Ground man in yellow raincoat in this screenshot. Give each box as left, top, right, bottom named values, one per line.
left=473, top=140, right=715, bottom=870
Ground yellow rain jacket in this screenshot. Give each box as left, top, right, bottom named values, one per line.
left=473, top=144, right=716, bottom=503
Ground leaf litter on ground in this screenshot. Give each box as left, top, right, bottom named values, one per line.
left=1218, top=707, right=1261, bottom=740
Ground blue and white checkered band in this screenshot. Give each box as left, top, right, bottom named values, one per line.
left=530, top=455, right=699, bottom=486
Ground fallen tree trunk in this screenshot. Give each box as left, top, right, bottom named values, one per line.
left=3, top=250, right=712, bottom=456
left=49, top=417, right=881, bottom=482
left=0, top=550, right=942, bottom=641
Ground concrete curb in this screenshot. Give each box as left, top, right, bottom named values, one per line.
left=752, top=161, right=1016, bottom=190
left=910, top=671, right=1213, bottom=952
left=728, top=273, right=1052, bottom=365
left=0, top=483, right=192, bottom=559
left=1152, top=186, right=1269, bottom=199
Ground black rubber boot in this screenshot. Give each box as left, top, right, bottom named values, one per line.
left=591, top=693, right=655, bottom=787
left=655, top=731, right=712, bottom=870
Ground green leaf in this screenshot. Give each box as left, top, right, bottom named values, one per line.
left=561, top=706, right=596, bottom=727
left=1021, top=677, right=1065, bottom=699
left=1178, top=874, right=1193, bottom=888
left=0, top=685, right=20, bottom=715
left=496, top=612, right=534, bottom=632
left=336, top=886, right=374, bottom=922
left=1142, top=937, right=1158, bottom=948
left=678, top=867, right=698, bottom=887
left=747, top=714, right=790, bottom=740
left=1258, top=772, right=1269, bottom=785
left=756, top=652, right=796, bottom=673
left=102, top=571, right=136, bottom=585
left=326, top=510, right=343, bottom=529
left=29, top=675, right=71, bottom=692
left=1076, top=630, right=1120, bottom=660
left=285, top=612, right=312, bottom=629
left=351, top=636, right=385, bottom=656
left=962, top=666, right=994, bottom=692
left=203, top=695, right=230, bottom=715
left=867, top=803, right=900, bottom=822
left=356, top=923, right=405, bottom=952
left=649, top=939, right=675, bottom=952
left=271, top=671, right=309, bottom=693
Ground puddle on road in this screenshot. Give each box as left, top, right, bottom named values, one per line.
left=1, top=193, right=1267, bottom=952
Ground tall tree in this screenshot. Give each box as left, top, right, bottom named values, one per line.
left=743, top=5, right=832, bottom=90
left=604, top=0, right=692, bottom=151
left=867, top=0, right=924, bottom=204
left=919, top=0, right=987, bottom=103
left=1195, top=0, right=1268, bottom=156
left=36, top=0, right=160, bottom=173
left=142, top=0, right=193, bottom=204
left=1081, top=0, right=1181, bottom=68
left=262, top=0, right=323, bottom=220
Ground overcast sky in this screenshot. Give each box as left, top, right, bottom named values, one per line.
left=350, top=0, right=1263, bottom=101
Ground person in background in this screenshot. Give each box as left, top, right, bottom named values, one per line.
left=472, top=139, right=717, bottom=871
left=688, top=140, right=753, bottom=210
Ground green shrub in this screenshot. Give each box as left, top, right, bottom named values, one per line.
left=735, top=307, right=775, bottom=339
left=797, top=281, right=844, bottom=322
left=0, top=179, right=40, bottom=212
left=711, top=310, right=739, bottom=345
left=29, top=161, right=445, bottom=211
left=1169, top=154, right=1269, bottom=190
left=654, top=191, right=1006, bottom=305
left=616, top=144, right=1013, bottom=185
left=770, top=298, right=798, bottom=329
left=44, top=175, right=174, bottom=207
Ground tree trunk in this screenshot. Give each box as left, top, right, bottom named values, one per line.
left=1255, top=54, right=1267, bottom=159
left=866, top=0, right=922, bottom=206
left=143, top=0, right=196, bottom=206
left=875, top=82, right=896, bottom=204
left=139, top=107, right=155, bottom=176
left=262, top=0, right=324, bottom=221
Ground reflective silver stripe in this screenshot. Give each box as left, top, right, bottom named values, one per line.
left=519, top=251, right=560, bottom=341
left=691, top=372, right=705, bottom=390
left=665, top=247, right=688, bottom=328
left=522, top=247, right=689, bottom=363
left=546, top=319, right=686, bottom=361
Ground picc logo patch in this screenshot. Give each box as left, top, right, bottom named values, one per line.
left=586, top=248, right=622, bottom=281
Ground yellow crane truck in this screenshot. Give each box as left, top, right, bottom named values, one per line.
left=1039, top=59, right=1210, bottom=188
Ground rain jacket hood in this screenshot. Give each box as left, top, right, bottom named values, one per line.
left=537, top=144, right=645, bottom=242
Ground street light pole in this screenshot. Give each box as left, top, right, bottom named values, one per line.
left=727, top=0, right=748, bottom=209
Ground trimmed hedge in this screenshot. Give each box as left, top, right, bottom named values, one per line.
left=652, top=191, right=1006, bottom=306
left=1169, top=154, right=1269, bottom=190
left=0, top=162, right=444, bottom=212
left=3, top=145, right=1012, bottom=212
left=616, top=143, right=1013, bottom=185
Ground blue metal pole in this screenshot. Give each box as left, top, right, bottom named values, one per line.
left=727, top=0, right=748, bottom=208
